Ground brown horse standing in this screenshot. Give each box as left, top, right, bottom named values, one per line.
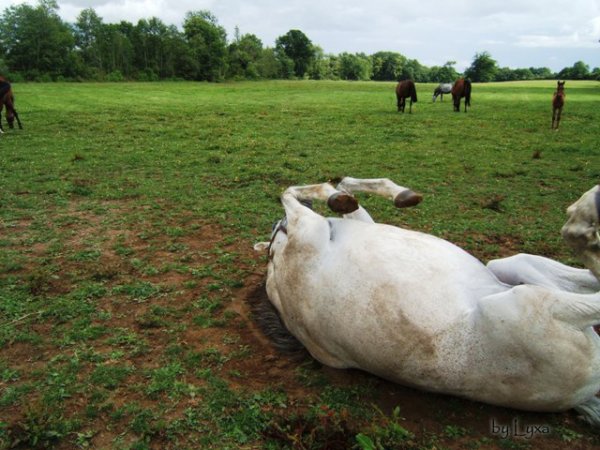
left=451, top=78, right=471, bottom=112
left=395, top=80, right=418, bottom=113
left=551, top=81, right=565, bottom=129
left=0, top=76, right=23, bottom=134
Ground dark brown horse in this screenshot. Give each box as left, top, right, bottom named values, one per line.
left=551, top=81, right=565, bottom=129
left=395, top=80, right=417, bottom=113
left=451, top=78, right=471, bottom=112
left=0, top=76, right=23, bottom=134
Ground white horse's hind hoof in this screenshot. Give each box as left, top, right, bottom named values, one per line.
left=327, top=192, right=359, bottom=214
left=394, top=190, right=423, bottom=208
left=574, top=397, right=600, bottom=427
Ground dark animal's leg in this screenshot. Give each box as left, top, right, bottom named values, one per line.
left=397, top=94, right=401, bottom=112
left=0, top=105, right=4, bottom=134
left=408, top=98, right=412, bottom=114
left=552, top=107, right=557, bottom=129
left=13, top=109, right=22, bottom=129
left=556, top=107, right=562, bottom=129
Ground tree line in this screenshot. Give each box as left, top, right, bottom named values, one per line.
left=1, top=0, right=598, bottom=83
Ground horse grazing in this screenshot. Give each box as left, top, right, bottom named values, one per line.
left=432, top=82, right=453, bottom=102
left=395, top=80, right=418, bottom=113
left=451, top=78, right=471, bottom=112
left=255, top=177, right=600, bottom=427
left=552, top=81, right=566, bottom=129
left=0, top=76, right=23, bottom=134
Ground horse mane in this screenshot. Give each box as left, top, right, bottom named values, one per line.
left=248, top=283, right=307, bottom=357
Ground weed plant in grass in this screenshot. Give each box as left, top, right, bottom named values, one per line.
left=0, top=80, right=599, bottom=449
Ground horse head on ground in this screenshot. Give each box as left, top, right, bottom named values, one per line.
left=451, top=78, right=471, bottom=112
left=255, top=178, right=600, bottom=427
left=552, top=81, right=566, bottom=129
left=395, top=80, right=418, bottom=113
left=0, top=76, right=23, bottom=134
left=432, top=83, right=453, bottom=102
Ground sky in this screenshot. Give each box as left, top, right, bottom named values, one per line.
left=2, top=0, right=599, bottom=72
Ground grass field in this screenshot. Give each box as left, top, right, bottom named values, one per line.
left=0, top=80, right=599, bottom=449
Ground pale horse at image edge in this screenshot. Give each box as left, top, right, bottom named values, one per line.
left=254, top=178, right=600, bottom=426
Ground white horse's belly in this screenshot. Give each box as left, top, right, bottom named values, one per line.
left=272, top=221, right=503, bottom=388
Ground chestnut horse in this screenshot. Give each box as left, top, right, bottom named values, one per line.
left=395, top=80, right=418, bottom=113
left=0, top=76, right=23, bottom=134
left=451, top=78, right=471, bottom=112
left=552, top=81, right=565, bottom=129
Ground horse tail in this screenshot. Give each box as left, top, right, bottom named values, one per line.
left=411, top=83, right=418, bottom=103
left=464, top=79, right=472, bottom=107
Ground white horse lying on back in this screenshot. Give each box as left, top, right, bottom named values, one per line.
left=255, top=178, right=600, bottom=425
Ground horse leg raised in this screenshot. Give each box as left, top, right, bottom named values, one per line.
left=335, top=177, right=422, bottom=223
left=336, top=177, right=422, bottom=208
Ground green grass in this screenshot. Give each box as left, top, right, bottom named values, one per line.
left=1, top=80, right=599, bottom=449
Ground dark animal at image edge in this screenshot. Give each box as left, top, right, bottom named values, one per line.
left=395, top=80, right=418, bottom=113
left=0, top=76, right=23, bottom=133
left=552, top=81, right=566, bottom=129
left=451, top=78, right=471, bottom=112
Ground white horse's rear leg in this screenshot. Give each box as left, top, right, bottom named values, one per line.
left=336, top=177, right=422, bottom=208
left=487, top=254, right=600, bottom=294
left=335, top=177, right=422, bottom=223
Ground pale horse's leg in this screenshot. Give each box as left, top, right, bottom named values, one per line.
left=335, top=177, right=422, bottom=223
left=487, top=254, right=600, bottom=294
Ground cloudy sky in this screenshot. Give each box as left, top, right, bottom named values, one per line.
left=3, top=0, right=599, bottom=71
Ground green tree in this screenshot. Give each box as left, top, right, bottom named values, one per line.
left=371, top=51, right=406, bottom=81
left=558, top=61, right=590, bottom=80
left=529, top=67, right=554, bottom=79
left=337, top=52, right=371, bottom=80
left=308, top=46, right=338, bottom=80
left=183, top=10, right=227, bottom=81
left=227, top=28, right=263, bottom=79
left=73, top=8, right=104, bottom=76
left=399, top=58, right=429, bottom=82
left=275, top=29, right=315, bottom=78
left=0, top=0, right=75, bottom=80
left=464, top=51, right=498, bottom=82
left=256, top=47, right=291, bottom=79
left=428, top=61, right=459, bottom=82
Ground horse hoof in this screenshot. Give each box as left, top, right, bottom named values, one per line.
left=394, top=190, right=423, bottom=208
left=327, top=192, right=359, bottom=214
